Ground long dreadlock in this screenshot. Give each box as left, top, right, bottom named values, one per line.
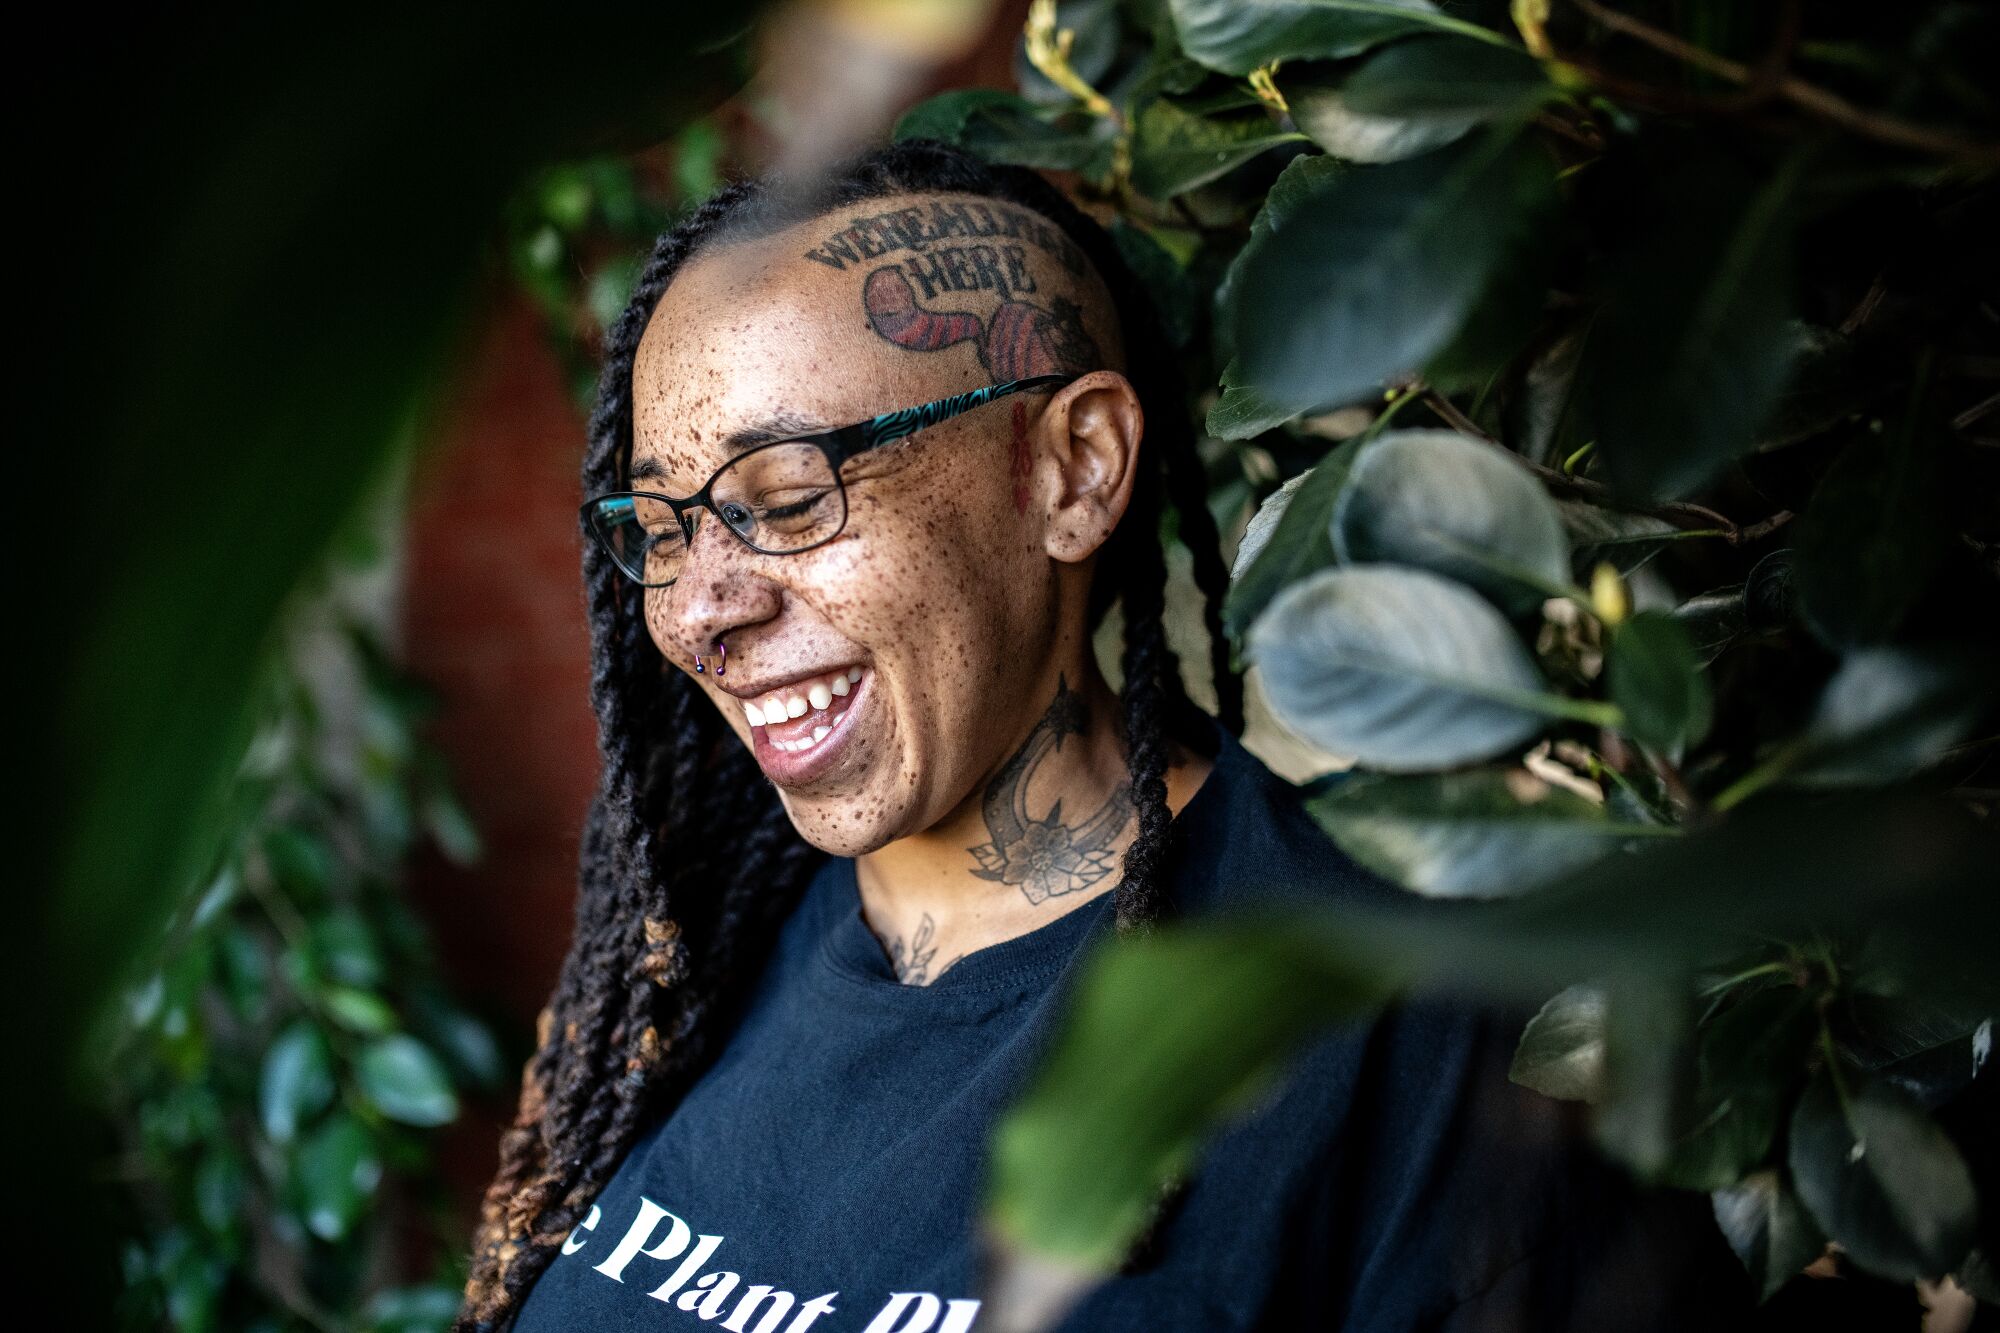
left=456, top=139, right=1243, bottom=1331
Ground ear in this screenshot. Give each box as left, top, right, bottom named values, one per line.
left=1035, top=370, right=1144, bottom=563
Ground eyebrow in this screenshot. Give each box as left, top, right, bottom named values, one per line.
left=629, top=410, right=831, bottom=485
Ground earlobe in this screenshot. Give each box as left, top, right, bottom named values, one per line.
left=1039, top=370, right=1144, bottom=564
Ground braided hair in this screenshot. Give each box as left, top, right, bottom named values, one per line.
left=456, top=139, right=1243, bottom=1331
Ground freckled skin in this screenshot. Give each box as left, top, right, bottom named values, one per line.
left=629, top=191, right=1207, bottom=978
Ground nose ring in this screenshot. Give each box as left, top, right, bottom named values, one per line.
left=694, top=640, right=726, bottom=677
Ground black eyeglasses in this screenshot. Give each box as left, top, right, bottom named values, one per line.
left=581, top=374, right=1076, bottom=587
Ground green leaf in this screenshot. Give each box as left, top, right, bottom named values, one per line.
left=259, top=1021, right=335, bottom=1144
left=313, top=908, right=386, bottom=989
left=1306, top=769, right=1660, bottom=898
left=1246, top=565, right=1552, bottom=770
left=1593, top=975, right=1695, bottom=1179
left=1169, top=0, right=1504, bottom=76
left=1510, top=984, right=1606, bottom=1101
left=324, top=986, right=400, bottom=1035
left=1284, top=34, right=1549, bottom=163
left=1222, top=438, right=1362, bottom=638
left=1711, top=1170, right=1828, bottom=1303
left=293, top=1113, right=382, bottom=1243
left=1786, top=646, right=1995, bottom=787
left=1606, top=611, right=1712, bottom=754
left=1226, top=126, right=1558, bottom=416
left=893, top=90, right=1118, bottom=176
left=1658, top=987, right=1817, bottom=1190
left=1013, top=0, right=1122, bottom=106
left=1588, top=151, right=1805, bottom=502
left=1130, top=98, right=1305, bottom=199
left=986, top=913, right=1395, bottom=1270
left=1670, top=586, right=1749, bottom=668
left=356, top=1035, right=459, bottom=1127
left=1206, top=363, right=1304, bottom=439
left=1788, top=1069, right=1977, bottom=1281
left=1110, top=220, right=1200, bottom=350
left=366, top=1285, right=465, bottom=1333
left=1793, top=427, right=1950, bottom=648
left=1211, top=151, right=1346, bottom=370
left=1558, top=501, right=1681, bottom=582
left=1331, top=428, right=1571, bottom=613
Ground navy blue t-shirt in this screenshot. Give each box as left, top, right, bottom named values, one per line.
left=515, top=728, right=1747, bottom=1332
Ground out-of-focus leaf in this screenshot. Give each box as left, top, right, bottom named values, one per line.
left=1594, top=975, right=1694, bottom=1178
left=1606, top=611, right=1712, bottom=754
left=1285, top=34, right=1550, bottom=163
left=1110, top=220, right=1200, bottom=350
left=1246, top=565, right=1552, bottom=770
left=1712, top=1170, right=1828, bottom=1303
left=894, top=90, right=1118, bottom=175
left=1169, top=0, right=1503, bottom=76
left=1223, top=438, right=1362, bottom=637
left=1589, top=152, right=1805, bottom=502
left=293, top=1113, right=382, bottom=1243
left=314, top=909, right=386, bottom=989
left=367, top=1285, right=465, bottom=1333
left=1227, top=126, right=1558, bottom=416
left=1793, top=427, right=1950, bottom=648
left=1788, top=1069, right=1977, bottom=1281
left=1331, top=428, right=1571, bottom=613
left=1130, top=98, right=1304, bottom=198
left=1839, top=994, right=1991, bottom=1109
left=1659, top=987, right=1817, bottom=1190
left=259, top=1022, right=336, bottom=1144
left=1511, top=984, right=1606, bottom=1101
left=1785, top=645, right=1994, bottom=787
left=356, top=1035, right=459, bottom=1127
left=325, top=987, right=400, bottom=1035
left=1306, top=769, right=1661, bottom=898
left=1014, top=0, right=1123, bottom=106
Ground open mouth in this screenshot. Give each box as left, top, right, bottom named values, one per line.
left=732, top=664, right=864, bottom=780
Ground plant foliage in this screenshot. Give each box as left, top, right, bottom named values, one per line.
left=896, top=0, right=2000, bottom=1315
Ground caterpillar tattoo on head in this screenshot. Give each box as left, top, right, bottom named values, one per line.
left=863, top=266, right=1098, bottom=380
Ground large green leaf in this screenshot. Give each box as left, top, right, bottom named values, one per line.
left=1284, top=34, right=1550, bottom=163
left=985, top=916, right=1396, bottom=1270
left=1788, top=1070, right=1977, bottom=1281
left=1331, top=428, right=1571, bottom=613
left=1588, top=152, right=1805, bottom=502
left=1711, top=1170, right=1828, bottom=1303
left=1129, top=97, right=1306, bottom=198
left=983, top=789, right=1998, bottom=1292
left=1225, top=126, right=1559, bottom=416
left=1656, top=987, right=1818, bottom=1191
left=1305, top=769, right=1665, bottom=898
left=1605, top=611, right=1712, bottom=755
left=1211, top=151, right=1346, bottom=371
left=356, top=1035, right=459, bottom=1127
left=1246, top=565, right=1552, bottom=770
left=1222, top=437, right=1362, bottom=638
left=894, top=89, right=1119, bottom=176
left=1168, top=0, right=1507, bottom=76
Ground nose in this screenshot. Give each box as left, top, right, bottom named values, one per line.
left=647, top=510, right=782, bottom=666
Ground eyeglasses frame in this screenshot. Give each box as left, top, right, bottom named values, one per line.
left=581, top=373, right=1078, bottom=587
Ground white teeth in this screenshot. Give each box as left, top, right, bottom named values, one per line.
left=762, top=699, right=787, bottom=726
left=808, top=683, right=832, bottom=710
left=830, top=673, right=849, bottom=697
left=785, top=695, right=808, bottom=719
left=847, top=666, right=862, bottom=683
left=813, top=725, right=830, bottom=741
left=744, top=703, right=763, bottom=727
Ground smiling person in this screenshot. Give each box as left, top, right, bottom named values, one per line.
left=455, top=142, right=1748, bottom=1333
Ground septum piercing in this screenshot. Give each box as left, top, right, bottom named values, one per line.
left=694, top=640, right=726, bottom=676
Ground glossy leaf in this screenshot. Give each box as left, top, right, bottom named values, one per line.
left=1657, top=987, right=1817, bottom=1191
left=892, top=90, right=1118, bottom=175
left=1223, top=438, right=1362, bottom=638
left=1711, top=1170, right=1828, bottom=1303
left=1787, top=646, right=1994, bottom=787
left=1285, top=34, right=1549, bottom=163
left=1226, top=127, right=1558, bottom=416
left=1129, top=98, right=1305, bottom=198
left=1169, top=0, right=1500, bottom=76
left=356, top=1035, right=459, bottom=1127
left=1306, top=769, right=1660, bottom=898
left=1558, top=501, right=1680, bottom=582
left=1606, top=612, right=1712, bottom=754
left=1246, top=565, right=1551, bottom=770
left=1331, top=428, right=1571, bottom=613
left=1211, top=151, right=1345, bottom=370
left=1510, top=984, right=1606, bottom=1101
left=1788, top=1069, right=1977, bottom=1281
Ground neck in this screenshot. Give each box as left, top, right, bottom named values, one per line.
left=852, top=659, right=1207, bottom=985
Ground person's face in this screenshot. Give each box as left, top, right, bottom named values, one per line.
left=627, top=192, right=1136, bottom=856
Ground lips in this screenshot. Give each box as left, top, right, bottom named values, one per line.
left=748, top=660, right=864, bottom=780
